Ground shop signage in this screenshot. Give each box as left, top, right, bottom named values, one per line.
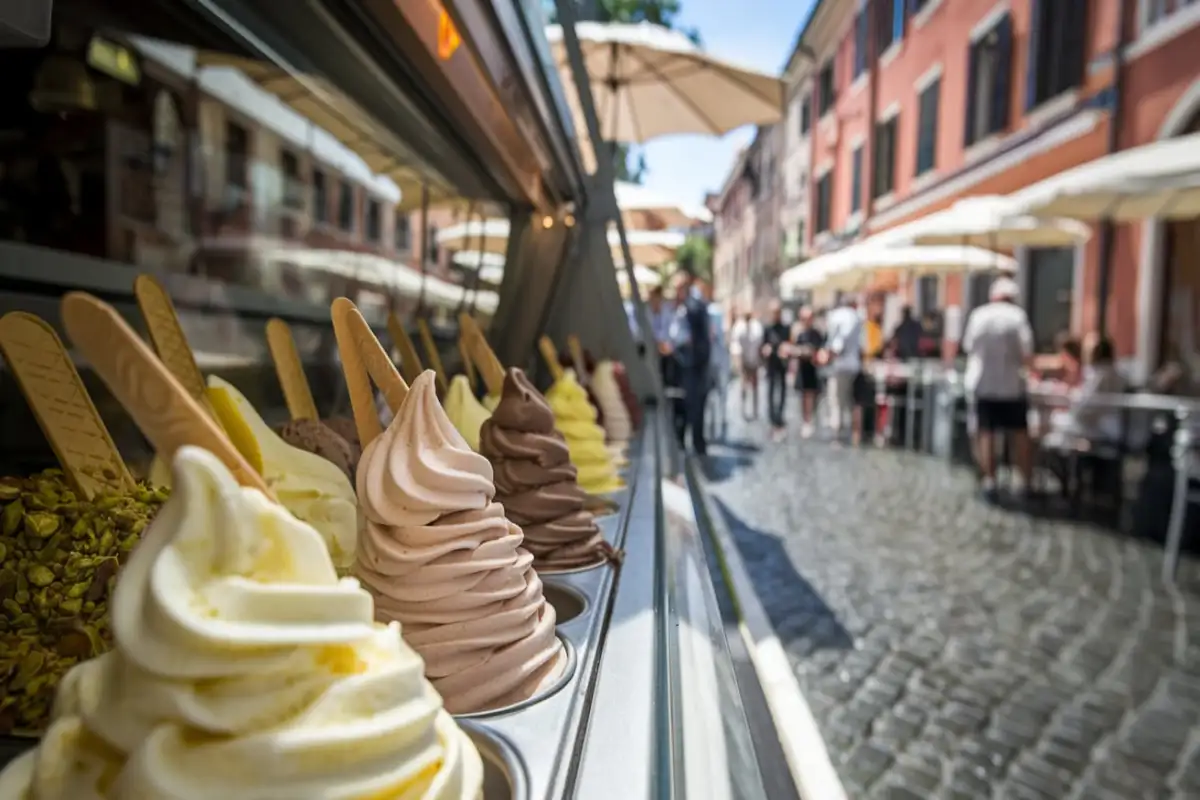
left=437, top=9, right=461, bottom=61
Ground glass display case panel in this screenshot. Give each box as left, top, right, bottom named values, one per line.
left=0, top=0, right=509, bottom=738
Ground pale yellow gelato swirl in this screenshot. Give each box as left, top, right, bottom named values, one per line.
left=546, top=370, right=622, bottom=494
left=355, top=371, right=565, bottom=714
left=443, top=375, right=491, bottom=453
left=0, top=446, right=481, bottom=800
left=146, top=378, right=360, bottom=570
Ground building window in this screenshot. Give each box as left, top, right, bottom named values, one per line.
left=365, top=198, right=382, bottom=243
left=910, top=0, right=932, bottom=12
left=964, top=13, right=1013, bottom=147
left=917, top=275, right=939, bottom=315
left=338, top=180, right=355, bottom=232
left=428, top=225, right=440, bottom=264
left=850, top=145, right=863, bottom=213
left=966, top=273, right=995, bottom=314
left=873, top=115, right=898, bottom=198
left=1140, top=0, right=1194, bottom=29
left=1026, top=0, right=1087, bottom=110
left=280, top=150, right=304, bottom=210
left=800, top=92, right=812, bottom=135
left=797, top=220, right=806, bottom=250
left=1027, top=247, right=1076, bottom=352
left=817, top=61, right=836, bottom=116
left=853, top=10, right=869, bottom=78
left=225, top=121, right=248, bottom=189
left=915, top=77, right=940, bottom=176
left=312, top=170, right=328, bottom=223
left=395, top=214, right=410, bottom=250
left=815, top=172, right=832, bottom=233
left=877, top=0, right=904, bottom=53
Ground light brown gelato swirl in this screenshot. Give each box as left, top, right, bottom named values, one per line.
left=355, top=370, right=565, bottom=714
left=479, top=368, right=621, bottom=571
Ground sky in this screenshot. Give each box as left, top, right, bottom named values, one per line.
left=636, top=0, right=816, bottom=209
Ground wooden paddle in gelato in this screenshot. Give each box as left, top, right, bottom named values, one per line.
left=458, top=312, right=504, bottom=397
left=567, top=334, right=588, bottom=378
left=416, top=317, right=448, bottom=396
left=537, top=335, right=565, bottom=381
left=265, top=318, right=320, bottom=421
left=332, top=298, right=409, bottom=448
left=0, top=312, right=136, bottom=500
left=60, top=292, right=273, bottom=498
left=133, top=274, right=212, bottom=415
left=386, top=311, right=424, bottom=385
left=458, top=337, right=478, bottom=391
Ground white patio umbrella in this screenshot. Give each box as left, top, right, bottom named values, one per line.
left=615, top=181, right=712, bottom=229
left=779, top=249, right=859, bottom=296
left=451, top=250, right=506, bottom=271
left=545, top=23, right=784, bottom=145
left=435, top=219, right=510, bottom=255
left=615, top=263, right=664, bottom=289
left=609, top=228, right=685, bottom=267
left=902, top=195, right=1092, bottom=249
left=825, top=245, right=1017, bottom=290
left=1006, top=131, right=1200, bottom=221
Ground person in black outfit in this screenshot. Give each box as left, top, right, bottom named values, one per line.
left=791, top=305, right=825, bottom=438
left=761, top=300, right=791, bottom=439
left=889, top=305, right=923, bottom=361
left=665, top=269, right=712, bottom=455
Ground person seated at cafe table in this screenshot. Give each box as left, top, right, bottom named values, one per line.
left=1043, top=337, right=1126, bottom=446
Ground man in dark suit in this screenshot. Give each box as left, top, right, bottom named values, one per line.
left=663, top=268, right=711, bottom=455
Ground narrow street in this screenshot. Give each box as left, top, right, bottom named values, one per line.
left=704, top=397, right=1200, bottom=800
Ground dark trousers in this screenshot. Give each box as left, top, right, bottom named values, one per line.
left=674, top=368, right=709, bottom=455
left=767, top=367, right=787, bottom=428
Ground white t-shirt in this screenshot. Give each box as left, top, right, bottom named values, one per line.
left=962, top=301, right=1034, bottom=400
left=825, top=305, right=863, bottom=374
left=731, top=319, right=764, bottom=368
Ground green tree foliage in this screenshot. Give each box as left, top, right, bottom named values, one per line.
left=547, top=0, right=700, bottom=183
left=673, top=234, right=712, bottom=283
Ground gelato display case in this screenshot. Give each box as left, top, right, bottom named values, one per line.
left=0, top=0, right=799, bottom=797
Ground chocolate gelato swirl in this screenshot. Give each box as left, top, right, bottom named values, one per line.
left=355, top=371, right=564, bottom=714
left=480, top=368, right=621, bottom=571
left=276, top=418, right=358, bottom=481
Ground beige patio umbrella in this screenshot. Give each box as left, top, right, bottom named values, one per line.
left=902, top=195, right=1092, bottom=249
left=1006, top=131, right=1200, bottom=221
left=779, top=249, right=859, bottom=296
left=615, top=180, right=712, bottom=230
left=616, top=263, right=664, bottom=291
left=545, top=22, right=784, bottom=149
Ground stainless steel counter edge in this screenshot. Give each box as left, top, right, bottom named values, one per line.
left=461, top=431, right=646, bottom=800
left=570, top=414, right=663, bottom=800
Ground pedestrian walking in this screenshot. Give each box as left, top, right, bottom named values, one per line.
left=665, top=269, right=712, bottom=455
left=961, top=278, right=1035, bottom=501
left=825, top=294, right=864, bottom=445
left=731, top=309, right=763, bottom=420
left=700, top=281, right=730, bottom=443
left=790, top=305, right=824, bottom=438
left=761, top=301, right=791, bottom=441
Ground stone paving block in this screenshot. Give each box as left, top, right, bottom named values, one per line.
left=705, top=404, right=1200, bottom=798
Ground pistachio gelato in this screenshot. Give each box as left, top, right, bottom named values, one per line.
left=0, top=471, right=168, bottom=735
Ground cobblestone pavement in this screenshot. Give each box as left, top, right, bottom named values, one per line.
left=703, top=400, right=1200, bottom=800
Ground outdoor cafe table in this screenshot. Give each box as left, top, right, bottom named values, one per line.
left=937, top=375, right=1200, bottom=583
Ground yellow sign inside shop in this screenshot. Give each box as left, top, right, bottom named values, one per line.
left=438, top=8, right=462, bottom=61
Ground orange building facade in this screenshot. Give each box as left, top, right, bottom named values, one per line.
left=795, top=0, right=1200, bottom=379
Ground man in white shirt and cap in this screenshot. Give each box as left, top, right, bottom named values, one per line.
left=961, top=277, right=1035, bottom=500
left=824, top=294, right=864, bottom=444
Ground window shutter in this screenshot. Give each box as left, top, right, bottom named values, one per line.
left=1060, top=0, right=1088, bottom=92
left=990, top=14, right=1013, bottom=135
left=1025, top=0, right=1044, bottom=110
left=963, top=44, right=979, bottom=146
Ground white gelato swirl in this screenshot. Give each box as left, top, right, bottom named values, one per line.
left=0, top=447, right=481, bottom=800
left=592, top=360, right=632, bottom=444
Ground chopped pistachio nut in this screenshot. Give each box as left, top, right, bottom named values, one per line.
left=0, top=469, right=168, bottom=733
